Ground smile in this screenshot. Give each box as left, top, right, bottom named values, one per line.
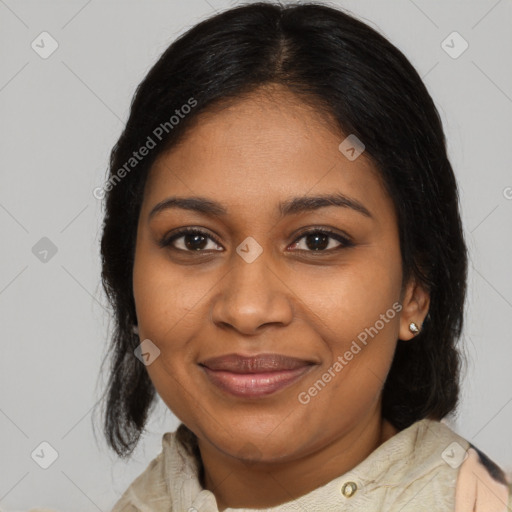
left=199, top=364, right=316, bottom=398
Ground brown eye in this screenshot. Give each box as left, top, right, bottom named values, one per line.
left=159, top=228, right=223, bottom=252
left=289, top=229, right=354, bottom=252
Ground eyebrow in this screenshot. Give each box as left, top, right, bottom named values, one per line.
left=148, top=192, right=373, bottom=221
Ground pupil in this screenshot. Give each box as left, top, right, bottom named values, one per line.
left=306, top=233, right=328, bottom=250
left=185, top=234, right=207, bottom=250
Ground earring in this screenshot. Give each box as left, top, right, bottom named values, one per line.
left=409, top=322, right=420, bottom=335
left=132, top=325, right=139, bottom=335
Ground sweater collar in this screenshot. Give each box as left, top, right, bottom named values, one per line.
left=161, top=418, right=454, bottom=511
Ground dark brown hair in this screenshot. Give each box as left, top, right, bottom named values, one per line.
left=95, top=1, right=468, bottom=458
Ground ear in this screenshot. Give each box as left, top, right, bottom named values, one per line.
left=398, top=277, right=430, bottom=341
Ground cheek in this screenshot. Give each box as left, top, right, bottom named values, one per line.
left=132, top=249, right=212, bottom=395
left=291, top=260, right=401, bottom=434
left=132, top=251, right=207, bottom=424
left=292, top=252, right=402, bottom=343
left=133, top=248, right=209, bottom=339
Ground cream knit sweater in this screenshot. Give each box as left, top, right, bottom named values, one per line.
left=110, top=418, right=512, bottom=512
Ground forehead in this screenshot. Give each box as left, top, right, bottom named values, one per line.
left=142, top=87, right=393, bottom=223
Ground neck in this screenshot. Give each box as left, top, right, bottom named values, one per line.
left=198, top=411, right=398, bottom=510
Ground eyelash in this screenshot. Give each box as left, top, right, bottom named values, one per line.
left=159, top=226, right=354, bottom=254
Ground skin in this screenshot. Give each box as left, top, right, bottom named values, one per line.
left=132, top=85, right=430, bottom=510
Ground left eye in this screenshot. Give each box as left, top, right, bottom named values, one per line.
left=289, top=229, right=353, bottom=252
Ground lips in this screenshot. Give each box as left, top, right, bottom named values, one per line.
left=199, top=353, right=315, bottom=373
left=198, top=353, right=317, bottom=398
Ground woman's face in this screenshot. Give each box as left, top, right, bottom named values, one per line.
left=133, top=86, right=427, bottom=463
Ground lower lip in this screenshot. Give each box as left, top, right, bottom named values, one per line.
left=200, top=365, right=314, bottom=398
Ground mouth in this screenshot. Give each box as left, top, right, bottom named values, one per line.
left=198, top=353, right=317, bottom=399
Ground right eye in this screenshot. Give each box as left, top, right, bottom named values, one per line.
left=159, top=227, right=224, bottom=253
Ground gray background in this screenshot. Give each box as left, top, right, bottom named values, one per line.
left=1, top=0, right=511, bottom=510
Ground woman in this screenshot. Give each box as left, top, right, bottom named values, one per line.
left=97, top=2, right=512, bottom=510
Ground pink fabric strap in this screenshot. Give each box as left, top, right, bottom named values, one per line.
left=454, top=447, right=511, bottom=512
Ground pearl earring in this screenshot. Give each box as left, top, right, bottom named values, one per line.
left=409, top=322, right=420, bottom=335
left=132, top=325, right=139, bottom=335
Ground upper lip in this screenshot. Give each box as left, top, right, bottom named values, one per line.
left=199, top=353, right=316, bottom=373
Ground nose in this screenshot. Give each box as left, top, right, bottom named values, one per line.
left=210, top=250, right=294, bottom=335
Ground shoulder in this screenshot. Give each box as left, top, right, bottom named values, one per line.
left=360, top=418, right=511, bottom=511
left=110, top=428, right=205, bottom=512
left=454, top=441, right=512, bottom=512
left=405, top=418, right=512, bottom=512
left=110, top=432, right=178, bottom=512
left=110, top=450, right=169, bottom=512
